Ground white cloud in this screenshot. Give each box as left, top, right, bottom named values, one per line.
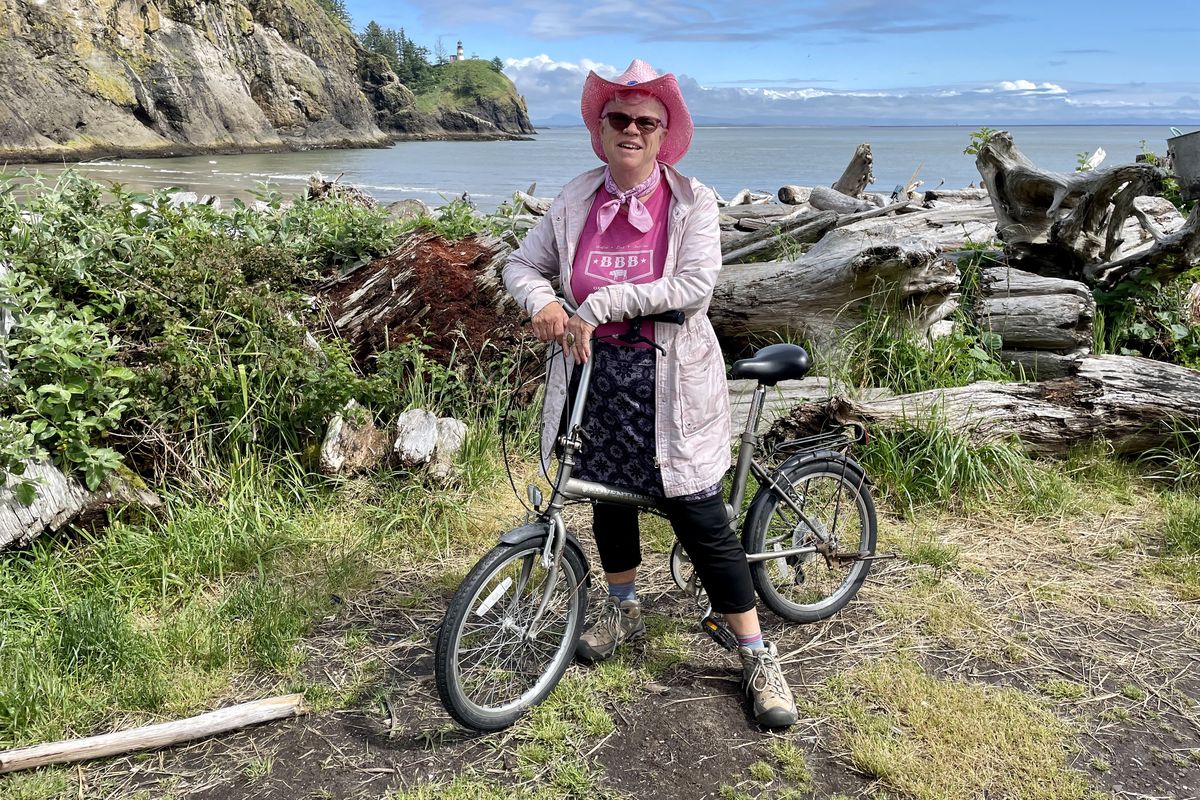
left=998, top=80, right=1068, bottom=95
left=502, top=55, right=620, bottom=123
left=505, top=55, right=1200, bottom=125
left=402, top=0, right=1008, bottom=42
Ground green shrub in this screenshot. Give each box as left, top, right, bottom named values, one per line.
left=0, top=172, right=404, bottom=490
left=1094, top=267, right=1200, bottom=368
left=407, top=198, right=488, bottom=241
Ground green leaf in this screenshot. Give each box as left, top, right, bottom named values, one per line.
left=15, top=480, right=37, bottom=506
left=105, top=366, right=136, bottom=381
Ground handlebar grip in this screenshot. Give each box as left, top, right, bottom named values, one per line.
left=643, top=310, right=685, bottom=325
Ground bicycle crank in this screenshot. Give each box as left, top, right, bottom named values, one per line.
left=700, top=614, right=739, bottom=652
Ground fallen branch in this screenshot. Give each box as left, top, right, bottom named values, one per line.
left=0, top=694, right=305, bottom=774
left=721, top=210, right=837, bottom=264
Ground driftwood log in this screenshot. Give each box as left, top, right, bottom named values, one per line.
left=710, top=228, right=957, bottom=343
left=840, top=204, right=997, bottom=250
left=975, top=265, right=1095, bottom=378
left=975, top=131, right=1200, bottom=288
left=832, top=144, right=874, bottom=198
left=809, top=185, right=883, bottom=214
left=722, top=189, right=773, bottom=207
left=920, top=188, right=991, bottom=205
left=778, top=185, right=812, bottom=206
left=513, top=191, right=550, bottom=216
left=0, top=695, right=304, bottom=774
left=771, top=354, right=1200, bottom=457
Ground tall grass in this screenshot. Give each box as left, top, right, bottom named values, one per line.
left=0, top=330, right=542, bottom=750
left=0, top=455, right=516, bottom=749
left=855, top=408, right=1049, bottom=517
left=827, top=310, right=1012, bottom=396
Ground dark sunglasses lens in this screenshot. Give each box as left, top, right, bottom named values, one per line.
left=605, top=113, right=660, bottom=133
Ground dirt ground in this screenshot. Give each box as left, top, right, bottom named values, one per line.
left=72, top=499, right=1200, bottom=800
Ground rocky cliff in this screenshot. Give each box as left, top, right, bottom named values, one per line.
left=0, top=0, right=532, bottom=162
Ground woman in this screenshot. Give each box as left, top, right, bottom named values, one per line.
left=502, top=60, right=797, bottom=728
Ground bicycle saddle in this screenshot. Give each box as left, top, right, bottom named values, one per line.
left=731, top=343, right=811, bottom=386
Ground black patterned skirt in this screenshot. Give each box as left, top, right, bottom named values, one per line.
left=563, top=341, right=724, bottom=501
left=569, top=341, right=666, bottom=497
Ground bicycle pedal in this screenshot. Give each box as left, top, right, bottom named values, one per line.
left=700, top=615, right=738, bottom=652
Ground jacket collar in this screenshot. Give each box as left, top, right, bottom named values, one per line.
left=561, top=163, right=697, bottom=213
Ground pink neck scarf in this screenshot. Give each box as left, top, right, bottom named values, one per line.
left=597, top=164, right=661, bottom=234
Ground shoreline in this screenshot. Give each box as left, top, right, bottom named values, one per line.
left=0, top=130, right=535, bottom=167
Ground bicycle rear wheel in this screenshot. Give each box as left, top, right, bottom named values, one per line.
left=435, top=538, right=588, bottom=731
left=743, top=455, right=877, bottom=623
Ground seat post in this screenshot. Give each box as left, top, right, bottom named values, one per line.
left=729, top=382, right=767, bottom=516
left=744, top=382, right=768, bottom=437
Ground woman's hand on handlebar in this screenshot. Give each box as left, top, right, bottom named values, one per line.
left=530, top=303, right=594, bottom=362
left=563, top=316, right=595, bottom=363
left=531, top=302, right=568, bottom=343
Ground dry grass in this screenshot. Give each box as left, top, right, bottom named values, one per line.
left=816, top=657, right=1091, bottom=800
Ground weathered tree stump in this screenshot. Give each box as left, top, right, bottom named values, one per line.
left=975, top=131, right=1200, bottom=288
left=319, top=400, right=390, bottom=477
left=832, top=144, right=874, bottom=198
left=315, top=231, right=521, bottom=368
left=1, top=464, right=161, bottom=552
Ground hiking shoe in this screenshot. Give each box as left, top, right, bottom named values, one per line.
left=576, top=596, right=646, bottom=663
left=739, top=641, right=798, bottom=728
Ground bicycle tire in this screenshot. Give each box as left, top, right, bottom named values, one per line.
left=742, top=455, right=877, bottom=623
left=435, top=537, right=588, bottom=731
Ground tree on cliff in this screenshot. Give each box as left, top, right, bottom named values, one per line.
left=359, top=22, right=432, bottom=88
left=316, top=0, right=352, bottom=27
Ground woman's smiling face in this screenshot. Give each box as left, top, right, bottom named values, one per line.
left=599, top=95, right=668, bottom=185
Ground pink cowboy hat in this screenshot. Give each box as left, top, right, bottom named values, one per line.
left=580, top=59, right=693, bottom=166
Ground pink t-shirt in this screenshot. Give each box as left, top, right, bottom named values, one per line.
left=571, top=180, right=673, bottom=347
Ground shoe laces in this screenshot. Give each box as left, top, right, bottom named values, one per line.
left=596, top=596, right=625, bottom=635
left=748, top=648, right=789, bottom=699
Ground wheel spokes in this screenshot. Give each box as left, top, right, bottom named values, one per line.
left=451, top=550, right=579, bottom=713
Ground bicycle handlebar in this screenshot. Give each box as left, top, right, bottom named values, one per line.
left=615, top=310, right=684, bottom=353
left=640, top=309, right=685, bottom=325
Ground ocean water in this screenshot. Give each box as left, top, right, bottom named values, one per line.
left=5, top=125, right=1183, bottom=211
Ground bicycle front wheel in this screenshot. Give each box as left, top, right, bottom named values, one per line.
left=743, top=455, right=877, bottom=623
left=435, top=537, right=588, bottom=731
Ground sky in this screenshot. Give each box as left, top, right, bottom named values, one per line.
left=342, top=0, right=1200, bottom=127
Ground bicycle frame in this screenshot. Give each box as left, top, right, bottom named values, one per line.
left=521, top=349, right=851, bottom=633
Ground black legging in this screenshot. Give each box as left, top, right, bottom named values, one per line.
left=593, top=494, right=756, bottom=614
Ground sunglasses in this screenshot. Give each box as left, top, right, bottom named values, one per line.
left=601, top=112, right=666, bottom=135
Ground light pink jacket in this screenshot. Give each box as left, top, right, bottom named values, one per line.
left=503, top=164, right=731, bottom=497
